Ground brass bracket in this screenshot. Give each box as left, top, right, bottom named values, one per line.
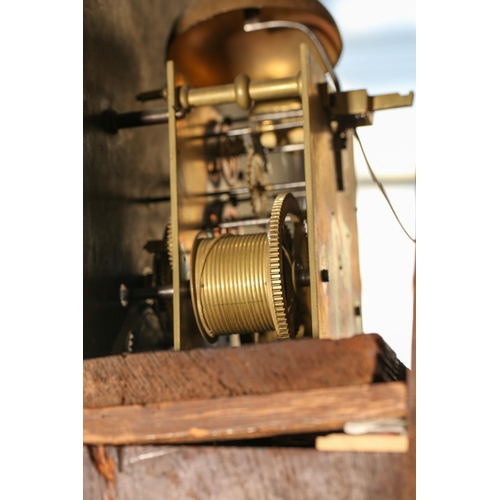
left=325, top=87, right=414, bottom=127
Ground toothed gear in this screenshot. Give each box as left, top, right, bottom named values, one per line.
left=159, top=226, right=172, bottom=287
left=151, top=225, right=174, bottom=335
left=268, top=192, right=306, bottom=340
left=166, top=218, right=173, bottom=269
left=246, top=148, right=269, bottom=217
left=148, top=224, right=173, bottom=307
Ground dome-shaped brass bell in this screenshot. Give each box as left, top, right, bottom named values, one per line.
left=167, top=0, right=342, bottom=87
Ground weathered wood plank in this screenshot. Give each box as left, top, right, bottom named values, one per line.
left=84, top=334, right=405, bottom=408
left=84, top=444, right=410, bottom=500
left=84, top=381, right=406, bottom=445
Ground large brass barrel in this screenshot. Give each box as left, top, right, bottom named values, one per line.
left=191, top=233, right=275, bottom=340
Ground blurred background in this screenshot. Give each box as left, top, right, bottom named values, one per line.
left=325, top=0, right=416, bottom=366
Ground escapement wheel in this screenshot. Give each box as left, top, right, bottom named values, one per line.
left=190, top=192, right=309, bottom=343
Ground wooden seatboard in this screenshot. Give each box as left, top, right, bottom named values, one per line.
left=84, top=333, right=405, bottom=408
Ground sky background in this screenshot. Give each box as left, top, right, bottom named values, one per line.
left=324, top=0, right=416, bottom=366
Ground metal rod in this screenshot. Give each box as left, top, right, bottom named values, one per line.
left=264, top=144, right=304, bottom=154
left=252, top=109, right=303, bottom=122
left=104, top=108, right=186, bottom=133
left=120, top=284, right=173, bottom=306
left=183, top=74, right=301, bottom=110
left=218, top=213, right=306, bottom=229
left=218, top=217, right=270, bottom=229
left=204, top=180, right=306, bottom=199
left=108, top=106, right=304, bottom=135
left=115, top=108, right=169, bottom=129
left=120, top=283, right=190, bottom=307
left=195, top=119, right=304, bottom=140
left=136, top=180, right=307, bottom=204
left=136, top=88, right=166, bottom=102
left=120, top=267, right=309, bottom=307
left=137, top=73, right=301, bottom=112
left=266, top=181, right=305, bottom=191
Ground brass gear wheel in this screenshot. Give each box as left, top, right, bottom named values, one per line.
left=246, top=148, right=269, bottom=217
left=268, top=192, right=307, bottom=339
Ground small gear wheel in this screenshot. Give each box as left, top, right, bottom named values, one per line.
left=150, top=226, right=174, bottom=336
left=166, top=218, right=173, bottom=269
left=148, top=224, right=173, bottom=306
left=246, top=148, right=269, bottom=217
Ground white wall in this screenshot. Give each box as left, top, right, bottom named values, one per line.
left=325, top=0, right=416, bottom=365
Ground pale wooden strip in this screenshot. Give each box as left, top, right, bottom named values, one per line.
left=316, top=434, right=409, bottom=453
left=84, top=381, right=406, bottom=445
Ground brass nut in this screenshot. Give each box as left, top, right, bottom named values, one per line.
left=179, top=85, right=190, bottom=109
left=234, top=74, right=251, bottom=110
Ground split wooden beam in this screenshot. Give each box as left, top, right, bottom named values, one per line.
left=84, top=381, right=406, bottom=445
left=84, top=333, right=406, bottom=409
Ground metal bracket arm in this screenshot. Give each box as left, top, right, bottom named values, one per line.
left=327, top=88, right=414, bottom=117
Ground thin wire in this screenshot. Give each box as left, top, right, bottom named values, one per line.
left=353, top=128, right=416, bottom=244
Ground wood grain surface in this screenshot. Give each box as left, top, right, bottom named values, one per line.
left=84, top=381, right=406, bottom=445
left=83, top=444, right=410, bottom=500
left=84, top=334, right=405, bottom=408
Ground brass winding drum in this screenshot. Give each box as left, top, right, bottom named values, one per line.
left=190, top=192, right=309, bottom=342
